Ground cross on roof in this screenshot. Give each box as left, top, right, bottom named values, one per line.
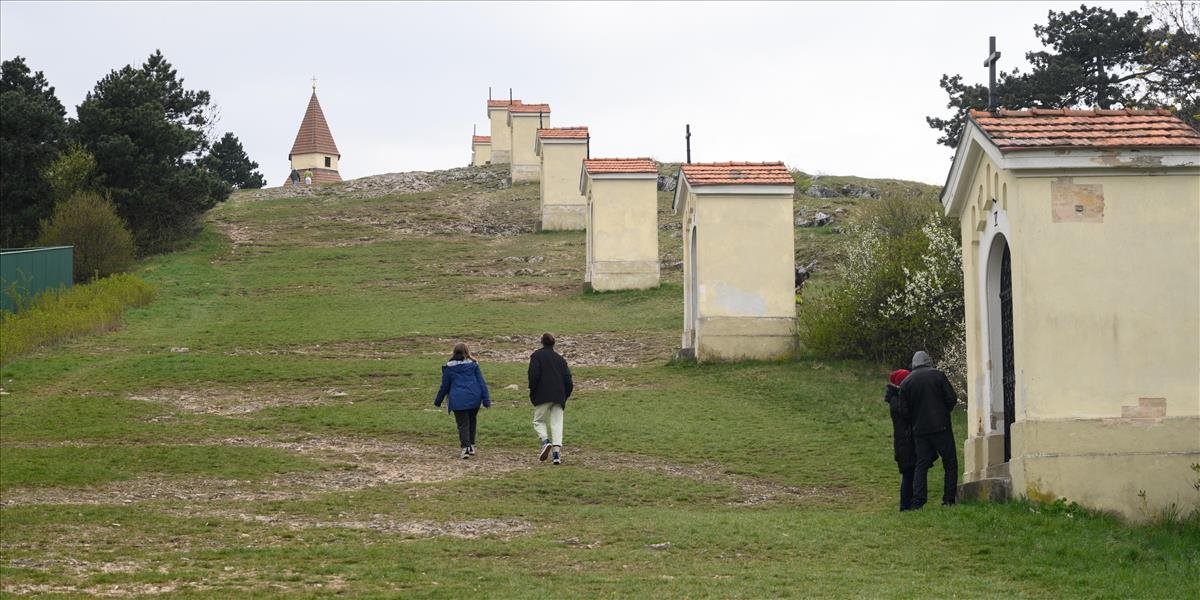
left=983, top=36, right=1001, bottom=112
left=311, top=76, right=317, bottom=92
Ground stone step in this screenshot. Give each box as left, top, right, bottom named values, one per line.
left=958, top=477, right=1012, bottom=503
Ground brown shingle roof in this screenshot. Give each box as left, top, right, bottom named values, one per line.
left=289, top=92, right=340, bottom=157
left=680, top=162, right=793, bottom=186
left=538, top=127, right=588, bottom=139
left=487, top=99, right=522, bottom=108
left=583, top=158, right=656, bottom=174
left=473, top=135, right=491, bottom=144
left=282, top=167, right=342, bottom=186
left=509, top=103, right=551, bottom=114
left=969, top=108, right=1200, bottom=151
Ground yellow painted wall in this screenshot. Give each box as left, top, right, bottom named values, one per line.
left=488, top=108, right=512, bottom=164
left=585, top=177, right=659, bottom=290
left=510, top=114, right=547, bottom=182
left=538, top=141, right=587, bottom=230
left=472, top=143, right=491, bottom=166
left=290, top=152, right=339, bottom=171
left=680, top=186, right=796, bottom=361
left=954, top=145, right=1200, bottom=520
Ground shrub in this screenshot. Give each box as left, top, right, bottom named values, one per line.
left=36, top=191, right=136, bottom=282
left=0, top=273, right=154, bottom=364
left=801, top=195, right=965, bottom=382
left=43, top=143, right=101, bottom=202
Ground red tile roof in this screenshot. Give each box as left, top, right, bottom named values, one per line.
left=282, top=167, right=342, bottom=186
left=472, top=135, right=491, bottom=144
left=538, top=127, right=588, bottom=139
left=509, top=103, right=551, bottom=114
left=487, top=99, right=522, bottom=108
left=680, top=162, right=793, bottom=186
left=289, top=92, right=340, bottom=157
left=583, top=158, right=656, bottom=174
left=969, top=108, right=1200, bottom=151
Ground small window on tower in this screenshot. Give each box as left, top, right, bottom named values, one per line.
left=324, top=156, right=331, bottom=168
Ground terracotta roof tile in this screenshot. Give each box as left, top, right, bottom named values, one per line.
left=680, top=162, right=794, bottom=186
left=487, top=99, right=522, bottom=108
left=282, top=167, right=342, bottom=186
left=289, top=92, right=340, bottom=156
left=583, top=158, right=656, bottom=174
left=472, top=135, right=491, bottom=144
left=509, top=103, right=551, bottom=114
left=969, top=108, right=1200, bottom=151
left=537, top=127, right=588, bottom=140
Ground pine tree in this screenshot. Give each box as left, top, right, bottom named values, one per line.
left=203, top=132, right=266, bottom=189
left=0, top=56, right=66, bottom=247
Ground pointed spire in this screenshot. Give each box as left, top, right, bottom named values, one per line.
left=289, top=90, right=340, bottom=157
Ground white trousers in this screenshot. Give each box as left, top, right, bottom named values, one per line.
left=532, top=402, right=564, bottom=447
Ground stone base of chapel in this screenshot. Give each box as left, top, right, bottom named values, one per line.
left=694, top=316, right=796, bottom=362
left=963, top=417, right=1200, bottom=522
left=490, top=150, right=511, bottom=165
left=586, top=260, right=659, bottom=291
left=510, top=163, right=540, bottom=182
left=539, top=203, right=585, bottom=231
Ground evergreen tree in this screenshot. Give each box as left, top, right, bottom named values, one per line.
left=74, top=50, right=230, bottom=252
left=928, top=4, right=1200, bottom=148
left=202, top=132, right=266, bottom=189
left=0, top=56, right=66, bottom=247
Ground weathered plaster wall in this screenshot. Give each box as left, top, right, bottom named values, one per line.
left=586, top=177, right=659, bottom=291
left=472, top=143, right=491, bottom=166
left=539, top=142, right=587, bottom=230
left=510, top=115, right=547, bottom=182
left=488, top=108, right=512, bottom=164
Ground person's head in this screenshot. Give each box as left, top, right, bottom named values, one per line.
left=911, top=350, right=932, bottom=370
left=540, top=332, right=555, bottom=347
left=452, top=342, right=474, bottom=362
left=889, top=369, right=910, bottom=386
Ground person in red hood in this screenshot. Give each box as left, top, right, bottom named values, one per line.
left=885, top=368, right=918, bottom=511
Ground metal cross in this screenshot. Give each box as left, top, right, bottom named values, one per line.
left=983, top=36, right=1001, bottom=112
left=311, top=76, right=317, bottom=92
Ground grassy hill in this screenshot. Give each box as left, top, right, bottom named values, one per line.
left=0, top=166, right=1195, bottom=597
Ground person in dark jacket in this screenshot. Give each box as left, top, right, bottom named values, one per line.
left=898, top=350, right=959, bottom=508
left=434, top=342, right=491, bottom=459
left=527, top=332, right=573, bottom=465
left=885, top=368, right=917, bottom=511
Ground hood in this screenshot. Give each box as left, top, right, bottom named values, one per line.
left=910, top=351, right=932, bottom=370
left=443, top=359, right=477, bottom=370
left=889, top=369, right=910, bottom=386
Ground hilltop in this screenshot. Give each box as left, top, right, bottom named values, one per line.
left=1, top=165, right=1192, bottom=598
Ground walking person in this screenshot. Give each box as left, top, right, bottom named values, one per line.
left=528, top=332, right=573, bottom=465
left=899, top=350, right=959, bottom=508
left=304, top=169, right=313, bottom=185
left=884, top=368, right=918, bottom=511
left=434, top=342, right=491, bottom=459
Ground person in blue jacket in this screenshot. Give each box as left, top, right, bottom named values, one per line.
left=434, top=342, right=491, bottom=459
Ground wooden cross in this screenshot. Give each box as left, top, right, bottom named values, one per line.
left=983, top=36, right=1001, bottom=112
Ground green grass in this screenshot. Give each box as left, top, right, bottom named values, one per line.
left=1, top=169, right=1196, bottom=598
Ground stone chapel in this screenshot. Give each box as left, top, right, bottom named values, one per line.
left=284, top=86, right=341, bottom=185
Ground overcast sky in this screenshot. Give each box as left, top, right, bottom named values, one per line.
left=2, top=1, right=1146, bottom=185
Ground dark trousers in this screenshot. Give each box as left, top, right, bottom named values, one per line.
left=453, top=408, right=478, bottom=448
left=899, top=467, right=915, bottom=511
left=913, top=428, right=958, bottom=508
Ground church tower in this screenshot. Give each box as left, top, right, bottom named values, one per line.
left=284, top=83, right=341, bottom=185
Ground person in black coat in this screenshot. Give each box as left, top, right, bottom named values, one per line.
left=885, top=368, right=916, bottom=511
left=898, top=350, right=959, bottom=508
left=528, top=332, right=573, bottom=465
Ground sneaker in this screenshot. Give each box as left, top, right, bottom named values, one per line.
left=461, top=447, right=470, bottom=460
left=468, top=445, right=476, bottom=456
left=538, top=440, right=552, bottom=462
left=551, top=449, right=561, bottom=465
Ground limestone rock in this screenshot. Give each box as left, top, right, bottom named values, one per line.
left=805, top=184, right=840, bottom=198
left=656, top=175, right=677, bottom=192
left=840, top=184, right=880, bottom=199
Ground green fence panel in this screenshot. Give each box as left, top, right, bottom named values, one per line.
left=0, top=246, right=73, bottom=313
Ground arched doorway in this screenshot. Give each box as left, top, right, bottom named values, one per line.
left=985, top=235, right=1016, bottom=461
